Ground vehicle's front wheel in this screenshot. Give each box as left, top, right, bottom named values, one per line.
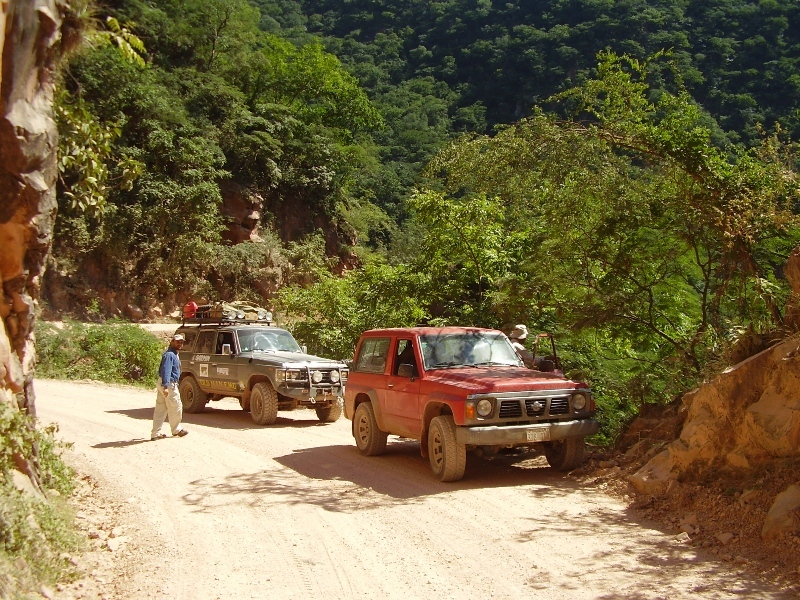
left=315, top=399, right=343, bottom=423
left=427, top=415, right=466, bottom=482
left=353, top=402, right=387, bottom=456
left=179, top=376, right=207, bottom=413
left=250, top=382, right=279, bottom=425
left=544, top=438, right=586, bottom=471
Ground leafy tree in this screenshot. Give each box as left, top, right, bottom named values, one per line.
left=422, top=50, right=799, bottom=394
left=408, top=190, right=509, bottom=324
left=277, top=259, right=428, bottom=358
left=52, top=0, right=387, bottom=311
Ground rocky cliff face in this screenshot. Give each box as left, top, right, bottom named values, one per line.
left=0, top=0, right=62, bottom=417
left=629, top=253, right=800, bottom=543
left=630, top=337, right=800, bottom=495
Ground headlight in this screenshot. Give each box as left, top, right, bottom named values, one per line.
left=330, top=370, right=340, bottom=383
left=236, top=311, right=245, bottom=319
left=274, top=370, right=285, bottom=382
left=572, top=393, right=587, bottom=411
left=285, top=370, right=302, bottom=380
left=311, top=370, right=323, bottom=384
left=476, top=398, right=494, bottom=417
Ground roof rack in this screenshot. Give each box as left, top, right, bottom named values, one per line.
left=181, top=317, right=274, bottom=326
left=182, top=301, right=273, bottom=326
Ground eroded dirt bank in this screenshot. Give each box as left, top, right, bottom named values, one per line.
left=35, top=379, right=797, bottom=600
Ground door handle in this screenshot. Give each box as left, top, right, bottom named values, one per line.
left=387, top=383, right=394, bottom=388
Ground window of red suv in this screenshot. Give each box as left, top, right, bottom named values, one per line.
left=353, top=337, right=391, bottom=373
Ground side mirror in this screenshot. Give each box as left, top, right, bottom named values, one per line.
left=222, top=343, right=232, bottom=356
left=301, top=345, right=308, bottom=354
left=397, top=363, right=415, bottom=379
left=538, top=359, right=555, bottom=372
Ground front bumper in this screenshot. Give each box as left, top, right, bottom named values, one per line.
left=455, top=418, right=599, bottom=446
left=278, top=384, right=344, bottom=402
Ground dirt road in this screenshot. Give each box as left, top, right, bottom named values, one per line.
left=34, top=379, right=793, bottom=600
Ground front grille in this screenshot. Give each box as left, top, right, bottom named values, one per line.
left=477, top=390, right=584, bottom=423
left=284, top=369, right=343, bottom=387
left=525, top=399, right=546, bottom=417
left=499, top=400, right=523, bottom=418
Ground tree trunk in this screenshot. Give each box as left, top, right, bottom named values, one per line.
left=0, top=0, right=63, bottom=487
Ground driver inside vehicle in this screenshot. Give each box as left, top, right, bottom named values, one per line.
left=394, top=339, right=418, bottom=376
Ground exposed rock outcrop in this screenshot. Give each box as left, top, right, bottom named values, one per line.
left=762, top=485, right=800, bottom=541
left=630, top=337, right=800, bottom=495
left=0, top=0, right=62, bottom=414
left=219, top=180, right=263, bottom=244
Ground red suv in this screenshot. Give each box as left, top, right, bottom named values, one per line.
left=344, top=327, right=599, bottom=481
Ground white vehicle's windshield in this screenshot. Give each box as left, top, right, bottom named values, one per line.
left=419, top=331, right=522, bottom=369
left=237, top=328, right=303, bottom=353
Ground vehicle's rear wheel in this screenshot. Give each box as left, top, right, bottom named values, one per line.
left=315, top=399, right=343, bottom=423
left=179, top=376, right=207, bottom=413
left=250, top=382, right=279, bottom=425
left=353, top=402, right=387, bottom=456
left=544, top=438, right=586, bottom=471
left=428, top=415, right=466, bottom=482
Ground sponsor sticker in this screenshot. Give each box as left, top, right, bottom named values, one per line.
left=200, top=364, right=209, bottom=377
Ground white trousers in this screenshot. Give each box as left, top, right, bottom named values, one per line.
left=151, top=378, right=184, bottom=436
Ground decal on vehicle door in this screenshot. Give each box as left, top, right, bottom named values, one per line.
left=216, top=367, right=229, bottom=375
left=200, top=364, right=209, bottom=377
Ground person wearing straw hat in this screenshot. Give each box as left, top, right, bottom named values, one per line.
left=151, top=333, right=189, bottom=440
left=508, top=324, right=534, bottom=369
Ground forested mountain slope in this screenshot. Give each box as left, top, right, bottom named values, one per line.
left=51, top=0, right=800, bottom=314
left=253, top=0, right=800, bottom=216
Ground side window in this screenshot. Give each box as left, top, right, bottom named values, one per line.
left=180, top=330, right=197, bottom=352
left=216, top=331, right=235, bottom=353
left=353, top=337, right=391, bottom=373
left=196, top=331, right=216, bottom=354
left=393, top=339, right=418, bottom=376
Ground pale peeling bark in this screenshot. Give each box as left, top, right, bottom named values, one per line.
left=0, top=0, right=63, bottom=487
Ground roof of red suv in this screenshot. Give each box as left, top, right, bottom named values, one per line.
left=360, top=326, right=501, bottom=336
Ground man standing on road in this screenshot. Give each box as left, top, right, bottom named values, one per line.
left=151, top=333, right=189, bottom=440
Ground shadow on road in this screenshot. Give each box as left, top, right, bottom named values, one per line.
left=107, top=405, right=330, bottom=430
left=91, top=438, right=151, bottom=449
left=178, top=447, right=796, bottom=597
left=180, top=441, right=585, bottom=515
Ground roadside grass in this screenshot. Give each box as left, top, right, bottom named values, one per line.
left=36, top=320, right=162, bottom=386
left=0, top=403, right=81, bottom=598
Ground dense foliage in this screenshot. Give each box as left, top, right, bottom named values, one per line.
left=0, top=403, right=79, bottom=595
left=36, top=322, right=164, bottom=385
left=245, top=0, right=800, bottom=219
left=53, top=0, right=382, bottom=311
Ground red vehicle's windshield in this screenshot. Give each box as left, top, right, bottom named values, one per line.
left=419, top=332, right=522, bottom=370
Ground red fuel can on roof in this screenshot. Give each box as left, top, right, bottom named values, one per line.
left=183, top=301, right=198, bottom=319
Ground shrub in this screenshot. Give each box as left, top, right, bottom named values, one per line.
left=0, top=402, right=80, bottom=596
left=36, top=320, right=162, bottom=386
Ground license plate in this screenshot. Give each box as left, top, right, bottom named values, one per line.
left=526, top=428, right=550, bottom=442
